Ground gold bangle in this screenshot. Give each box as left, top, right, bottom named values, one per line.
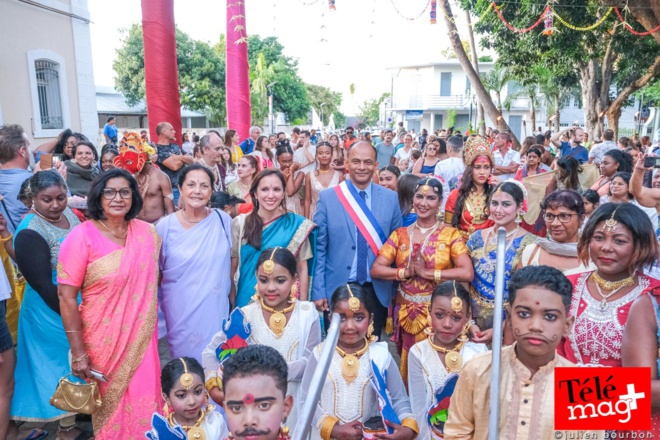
left=434, top=269, right=442, bottom=284
left=0, top=234, right=12, bottom=244
left=397, top=268, right=406, bottom=281
left=401, top=418, right=420, bottom=434
left=71, top=353, right=89, bottom=363
left=205, top=377, right=219, bottom=394
left=320, top=416, right=339, bottom=440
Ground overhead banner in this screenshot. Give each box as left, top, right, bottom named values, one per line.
left=405, top=110, right=424, bottom=121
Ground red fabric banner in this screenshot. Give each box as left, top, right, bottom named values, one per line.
left=141, top=0, right=182, bottom=144
left=226, top=0, right=251, bottom=141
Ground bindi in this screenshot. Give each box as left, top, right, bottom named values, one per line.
left=535, top=301, right=540, bottom=305
left=242, top=394, right=254, bottom=405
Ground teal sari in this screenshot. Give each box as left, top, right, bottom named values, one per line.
left=236, top=213, right=317, bottom=307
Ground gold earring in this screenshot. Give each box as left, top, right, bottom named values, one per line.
left=367, top=321, right=375, bottom=341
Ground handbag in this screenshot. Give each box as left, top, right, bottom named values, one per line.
left=50, top=374, right=102, bottom=415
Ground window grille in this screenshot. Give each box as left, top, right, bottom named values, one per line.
left=35, top=60, right=64, bottom=129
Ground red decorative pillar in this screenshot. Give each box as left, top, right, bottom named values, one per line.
left=226, top=0, right=251, bottom=141
left=141, top=0, right=182, bottom=143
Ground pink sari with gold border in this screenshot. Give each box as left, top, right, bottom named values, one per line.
left=57, top=220, right=162, bottom=439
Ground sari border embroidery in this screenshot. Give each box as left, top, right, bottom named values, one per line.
left=287, top=218, right=315, bottom=257
left=82, top=249, right=124, bottom=288
left=92, top=287, right=157, bottom=435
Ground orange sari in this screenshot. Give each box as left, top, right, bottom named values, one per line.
left=58, top=220, right=162, bottom=439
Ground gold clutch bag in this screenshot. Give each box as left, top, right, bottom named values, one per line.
left=50, top=374, right=102, bottom=415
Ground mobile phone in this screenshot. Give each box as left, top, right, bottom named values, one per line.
left=90, top=369, right=109, bottom=382
left=644, top=156, right=660, bottom=168
left=52, top=154, right=63, bottom=168
left=40, top=153, right=53, bottom=170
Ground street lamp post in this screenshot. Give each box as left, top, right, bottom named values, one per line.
left=320, top=102, right=327, bottom=134
left=267, top=81, right=278, bottom=134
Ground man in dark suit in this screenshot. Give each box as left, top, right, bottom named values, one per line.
left=312, top=141, right=402, bottom=339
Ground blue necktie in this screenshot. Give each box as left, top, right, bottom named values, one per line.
left=356, top=190, right=368, bottom=284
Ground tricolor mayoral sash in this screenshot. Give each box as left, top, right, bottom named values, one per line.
left=334, top=180, right=387, bottom=255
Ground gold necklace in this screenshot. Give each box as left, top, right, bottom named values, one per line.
left=33, top=209, right=62, bottom=224
left=318, top=167, right=331, bottom=174
left=98, top=220, right=128, bottom=239
left=259, top=297, right=296, bottom=338
left=428, top=336, right=465, bottom=373
left=592, top=271, right=634, bottom=291
left=167, top=404, right=214, bottom=440
left=335, top=338, right=369, bottom=384
left=465, top=191, right=487, bottom=225
left=414, top=220, right=439, bottom=234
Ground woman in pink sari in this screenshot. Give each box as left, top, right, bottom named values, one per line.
left=58, top=169, right=162, bottom=439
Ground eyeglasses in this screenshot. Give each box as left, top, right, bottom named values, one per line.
left=102, top=188, right=133, bottom=200
left=543, top=212, right=578, bottom=223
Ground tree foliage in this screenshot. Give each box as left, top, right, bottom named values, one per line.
left=357, top=93, right=390, bottom=128
left=114, top=27, right=311, bottom=126
left=465, top=0, right=660, bottom=136
left=305, top=84, right=344, bottom=126
left=113, top=24, right=226, bottom=124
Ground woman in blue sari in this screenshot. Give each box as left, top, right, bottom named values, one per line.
left=231, top=169, right=317, bottom=307
left=9, top=171, right=82, bottom=439
left=466, top=181, right=534, bottom=344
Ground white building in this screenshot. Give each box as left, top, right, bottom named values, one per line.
left=386, top=60, right=646, bottom=139
left=0, top=0, right=98, bottom=145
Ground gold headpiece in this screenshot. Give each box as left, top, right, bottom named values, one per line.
left=346, top=284, right=361, bottom=312
left=179, top=358, right=194, bottom=390
left=463, top=136, right=493, bottom=167
left=602, top=207, right=619, bottom=235
left=450, top=281, right=463, bottom=313
left=262, top=247, right=279, bottom=275
left=416, top=177, right=440, bottom=195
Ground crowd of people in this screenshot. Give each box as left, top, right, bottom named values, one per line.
left=0, top=119, right=659, bottom=440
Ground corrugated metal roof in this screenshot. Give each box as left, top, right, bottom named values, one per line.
left=96, top=87, right=205, bottom=117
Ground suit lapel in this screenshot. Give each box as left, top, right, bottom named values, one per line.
left=371, top=184, right=384, bottom=228
left=333, top=187, right=357, bottom=245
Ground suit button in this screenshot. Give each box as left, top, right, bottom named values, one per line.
left=352, top=246, right=356, bottom=250
left=347, top=266, right=351, bottom=270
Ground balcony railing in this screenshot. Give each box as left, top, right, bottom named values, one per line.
left=390, top=94, right=532, bottom=111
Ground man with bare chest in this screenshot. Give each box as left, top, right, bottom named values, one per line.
left=113, top=132, right=175, bottom=223
left=135, top=161, right=175, bottom=223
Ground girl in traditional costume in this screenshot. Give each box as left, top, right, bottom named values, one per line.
left=444, top=136, right=495, bottom=241
left=407, top=282, right=488, bottom=439
left=371, top=177, right=473, bottom=384
left=304, top=142, right=343, bottom=220
left=559, top=203, right=660, bottom=367
left=230, top=169, right=316, bottom=307
left=227, top=156, right=258, bottom=215
left=302, top=284, right=418, bottom=440
left=203, top=247, right=320, bottom=435
left=467, top=181, right=534, bottom=343
left=146, top=357, right=227, bottom=440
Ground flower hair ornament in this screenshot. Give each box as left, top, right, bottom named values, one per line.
left=462, top=136, right=493, bottom=167
left=114, top=132, right=148, bottom=175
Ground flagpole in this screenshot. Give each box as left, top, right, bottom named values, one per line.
left=294, top=313, right=341, bottom=440
left=488, top=227, right=507, bottom=440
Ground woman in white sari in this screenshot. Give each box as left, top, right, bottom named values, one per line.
left=156, top=164, right=232, bottom=363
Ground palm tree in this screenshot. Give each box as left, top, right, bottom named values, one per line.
left=481, top=64, right=511, bottom=115
left=250, top=52, right=275, bottom=124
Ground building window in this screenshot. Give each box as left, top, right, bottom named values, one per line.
left=440, top=73, right=452, bottom=96
left=507, top=80, right=521, bottom=96
left=27, top=49, right=71, bottom=138
left=35, top=60, right=64, bottom=130
left=465, top=76, right=472, bottom=95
